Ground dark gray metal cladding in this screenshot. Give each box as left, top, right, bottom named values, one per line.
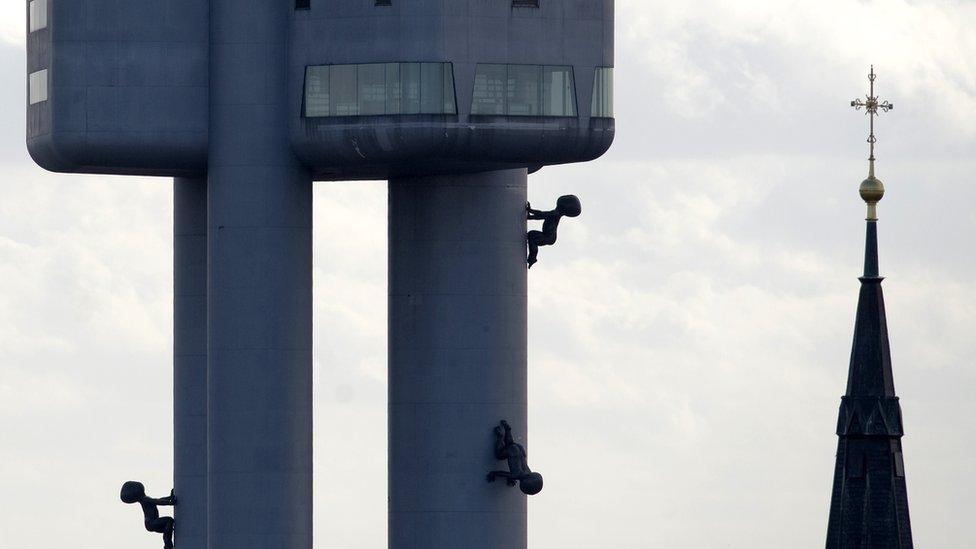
left=205, top=2, right=314, bottom=549
left=388, top=169, right=529, bottom=548
left=288, top=0, right=615, bottom=180
left=26, top=0, right=209, bottom=175
left=26, top=0, right=614, bottom=178
left=296, top=117, right=615, bottom=180
left=173, top=176, right=207, bottom=549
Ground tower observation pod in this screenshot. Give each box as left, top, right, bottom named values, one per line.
left=26, top=2, right=614, bottom=549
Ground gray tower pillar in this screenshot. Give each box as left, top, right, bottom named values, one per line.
left=207, top=3, right=313, bottom=549
left=388, top=169, right=529, bottom=549
left=174, top=176, right=208, bottom=549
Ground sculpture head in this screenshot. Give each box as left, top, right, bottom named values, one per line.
left=519, top=473, right=544, bottom=495
left=556, top=195, right=582, bottom=218
left=120, top=481, right=146, bottom=504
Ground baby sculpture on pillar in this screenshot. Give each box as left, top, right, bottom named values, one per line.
left=526, top=195, right=582, bottom=269
left=487, top=420, right=544, bottom=495
left=120, top=481, right=177, bottom=549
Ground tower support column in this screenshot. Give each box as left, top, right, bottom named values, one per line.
left=207, top=2, right=313, bottom=549
left=388, top=169, right=528, bottom=549
left=174, top=175, right=208, bottom=549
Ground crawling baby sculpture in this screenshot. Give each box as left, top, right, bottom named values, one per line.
left=486, top=420, right=544, bottom=495
left=121, top=481, right=177, bottom=549
left=526, top=195, right=582, bottom=268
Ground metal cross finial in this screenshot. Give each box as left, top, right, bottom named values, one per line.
left=851, top=65, right=894, bottom=165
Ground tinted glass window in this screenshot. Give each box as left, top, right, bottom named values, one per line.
left=543, top=66, right=576, bottom=116
left=420, top=63, right=446, bottom=114
left=305, top=62, right=456, bottom=117
left=29, top=0, right=47, bottom=32
left=304, top=66, right=330, bottom=117
left=29, top=69, right=48, bottom=105
left=472, top=64, right=507, bottom=115
left=384, top=63, right=401, bottom=114
left=358, top=64, right=387, bottom=115
left=473, top=64, right=577, bottom=117
left=397, top=63, right=420, bottom=114
left=507, top=65, right=542, bottom=116
left=330, top=65, right=359, bottom=116
left=591, top=67, right=614, bottom=118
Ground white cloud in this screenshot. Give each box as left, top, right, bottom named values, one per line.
left=615, top=0, right=976, bottom=162
left=0, top=4, right=23, bottom=48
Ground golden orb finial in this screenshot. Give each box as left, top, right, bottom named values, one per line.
left=860, top=170, right=884, bottom=220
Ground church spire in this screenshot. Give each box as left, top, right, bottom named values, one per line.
left=826, top=67, right=913, bottom=548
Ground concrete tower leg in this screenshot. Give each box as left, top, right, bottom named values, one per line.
left=174, top=176, right=208, bottom=549
left=207, top=3, right=313, bottom=549
left=388, top=169, right=529, bottom=549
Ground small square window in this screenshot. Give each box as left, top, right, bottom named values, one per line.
left=376, top=0, right=392, bottom=6
left=29, top=0, right=48, bottom=32
left=29, top=69, right=48, bottom=105
left=295, top=0, right=310, bottom=10
left=512, top=0, right=540, bottom=7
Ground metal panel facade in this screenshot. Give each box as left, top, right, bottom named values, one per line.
left=27, top=0, right=614, bottom=179
left=26, top=0, right=209, bottom=175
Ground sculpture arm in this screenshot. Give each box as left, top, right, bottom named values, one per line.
left=148, top=495, right=176, bottom=506
left=525, top=202, right=551, bottom=219
left=487, top=470, right=518, bottom=481
left=527, top=209, right=555, bottom=220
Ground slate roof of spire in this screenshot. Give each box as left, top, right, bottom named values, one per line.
left=826, top=69, right=912, bottom=547
left=825, top=221, right=913, bottom=548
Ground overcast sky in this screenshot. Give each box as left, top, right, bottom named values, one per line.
left=1, top=1, right=975, bottom=548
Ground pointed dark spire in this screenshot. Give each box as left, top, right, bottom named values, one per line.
left=826, top=67, right=913, bottom=548
left=845, top=219, right=893, bottom=398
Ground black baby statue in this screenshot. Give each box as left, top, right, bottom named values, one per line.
left=121, top=481, right=177, bottom=549
left=486, top=420, right=543, bottom=495
left=526, top=195, right=582, bottom=269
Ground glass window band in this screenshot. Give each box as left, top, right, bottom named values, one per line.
left=472, top=64, right=578, bottom=117
left=304, top=62, right=457, bottom=117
